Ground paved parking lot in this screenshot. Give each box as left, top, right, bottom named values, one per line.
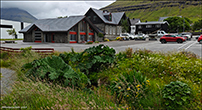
left=1, top=36, right=201, bottom=57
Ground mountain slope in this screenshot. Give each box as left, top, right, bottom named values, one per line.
left=1, top=8, right=38, bottom=23
left=101, top=1, right=202, bottom=22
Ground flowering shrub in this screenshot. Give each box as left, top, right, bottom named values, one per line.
left=110, top=70, right=150, bottom=108
left=116, top=37, right=121, bottom=40
left=162, top=81, right=192, bottom=109
left=105, top=38, right=110, bottom=41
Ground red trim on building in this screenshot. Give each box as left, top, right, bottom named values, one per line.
left=69, top=41, right=77, bottom=43
left=35, top=41, right=41, bottom=43
left=69, top=32, right=77, bottom=34
left=80, top=32, right=86, bottom=35
left=89, top=33, right=94, bottom=35
left=51, top=41, right=55, bottom=43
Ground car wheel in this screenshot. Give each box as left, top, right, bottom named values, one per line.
left=177, top=39, right=183, bottom=43
left=199, top=40, right=202, bottom=44
left=129, top=37, right=133, bottom=40
left=160, top=39, right=166, bottom=44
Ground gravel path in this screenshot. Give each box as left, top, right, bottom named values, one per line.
left=1, top=68, right=16, bottom=96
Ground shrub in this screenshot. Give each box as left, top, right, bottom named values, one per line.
left=94, top=41, right=99, bottom=43
left=116, top=37, right=121, bottom=40
left=22, top=55, right=90, bottom=89
left=110, top=70, right=150, bottom=108
left=104, top=38, right=110, bottom=42
left=86, top=41, right=93, bottom=44
left=162, top=81, right=192, bottom=109
left=98, top=33, right=104, bottom=38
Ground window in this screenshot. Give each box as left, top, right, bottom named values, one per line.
left=117, top=27, right=120, bottom=35
left=80, top=20, right=85, bottom=32
left=89, top=35, right=93, bottom=41
left=93, top=16, right=97, bottom=21
left=70, top=34, right=76, bottom=41
left=80, top=35, right=85, bottom=41
left=105, top=25, right=108, bottom=34
left=156, top=24, right=161, bottom=28
left=109, top=14, right=112, bottom=21
left=88, top=16, right=91, bottom=19
left=113, top=26, right=115, bottom=35
left=110, top=26, right=112, bottom=35
left=138, top=26, right=142, bottom=29
left=34, top=28, right=41, bottom=41
left=146, top=25, right=152, bottom=28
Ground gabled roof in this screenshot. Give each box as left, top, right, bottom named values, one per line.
left=19, top=16, right=85, bottom=33
left=159, top=16, right=182, bottom=21
left=136, top=21, right=169, bottom=25
left=130, top=18, right=141, bottom=25
left=90, top=8, right=125, bottom=25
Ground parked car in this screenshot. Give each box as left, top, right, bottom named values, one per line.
left=195, top=35, right=200, bottom=39
left=134, top=33, right=148, bottom=39
left=177, top=32, right=192, bottom=40
left=148, top=30, right=167, bottom=38
left=197, top=35, right=202, bottom=44
left=160, top=34, right=186, bottom=44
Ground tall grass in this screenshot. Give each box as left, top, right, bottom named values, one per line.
left=1, top=48, right=201, bottom=109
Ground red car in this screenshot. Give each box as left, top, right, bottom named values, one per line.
left=160, top=34, right=186, bottom=44
left=197, top=35, right=202, bottom=44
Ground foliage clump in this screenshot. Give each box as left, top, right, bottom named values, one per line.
left=22, top=55, right=90, bottom=88
left=162, top=81, right=192, bottom=109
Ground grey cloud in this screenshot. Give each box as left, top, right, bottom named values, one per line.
left=1, top=1, right=114, bottom=19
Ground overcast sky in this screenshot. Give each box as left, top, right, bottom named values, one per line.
left=1, top=0, right=115, bottom=19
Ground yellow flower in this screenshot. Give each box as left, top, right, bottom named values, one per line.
left=138, top=88, right=140, bottom=91
left=126, top=95, right=129, bottom=97
left=118, top=86, right=121, bottom=89
left=127, top=87, right=131, bottom=91
left=136, top=85, right=140, bottom=88
left=146, top=80, right=150, bottom=83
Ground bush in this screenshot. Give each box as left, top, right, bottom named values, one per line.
left=162, top=81, right=192, bottom=109
left=22, top=55, right=90, bottom=89
left=86, top=41, right=93, bottom=44
left=110, top=70, right=150, bottom=108
left=104, top=38, right=110, bottom=42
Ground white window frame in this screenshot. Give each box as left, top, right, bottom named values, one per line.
left=146, top=25, right=152, bottom=28
left=113, top=26, right=115, bottom=35
left=105, top=25, right=108, bottom=34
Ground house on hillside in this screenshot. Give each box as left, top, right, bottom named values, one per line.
left=19, top=16, right=104, bottom=43
left=130, top=18, right=141, bottom=34
left=135, top=21, right=169, bottom=34
left=85, top=8, right=131, bottom=39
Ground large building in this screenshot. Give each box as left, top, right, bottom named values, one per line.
left=1, top=19, right=31, bottom=39
left=85, top=8, right=131, bottom=39
left=19, top=16, right=103, bottom=43
left=135, top=21, right=169, bottom=34
left=19, top=8, right=131, bottom=43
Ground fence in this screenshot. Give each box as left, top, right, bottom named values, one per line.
left=0, top=46, right=54, bottom=55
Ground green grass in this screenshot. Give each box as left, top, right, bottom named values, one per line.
left=0, top=39, right=23, bottom=41
left=102, top=1, right=201, bottom=22
left=0, top=47, right=201, bottom=109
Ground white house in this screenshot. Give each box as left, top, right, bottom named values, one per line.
left=0, top=19, right=31, bottom=39
left=130, top=18, right=141, bottom=34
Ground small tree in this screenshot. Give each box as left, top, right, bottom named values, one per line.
left=192, top=19, right=202, bottom=32
left=121, top=19, right=129, bottom=33
left=98, top=33, right=104, bottom=38
left=7, top=28, right=17, bottom=39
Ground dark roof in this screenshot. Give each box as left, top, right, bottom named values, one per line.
left=130, top=18, right=140, bottom=25
left=159, top=16, right=182, bottom=21
left=19, top=16, right=86, bottom=32
left=90, top=8, right=125, bottom=25
left=136, top=21, right=169, bottom=25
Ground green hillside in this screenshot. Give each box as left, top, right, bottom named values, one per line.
left=101, top=1, right=202, bottom=22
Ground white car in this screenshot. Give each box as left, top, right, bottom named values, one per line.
left=178, top=32, right=191, bottom=40
left=134, top=33, right=148, bottom=39
left=120, top=33, right=135, bottom=40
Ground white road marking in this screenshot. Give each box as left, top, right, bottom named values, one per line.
left=178, top=41, right=194, bottom=50
left=185, top=41, right=197, bottom=50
